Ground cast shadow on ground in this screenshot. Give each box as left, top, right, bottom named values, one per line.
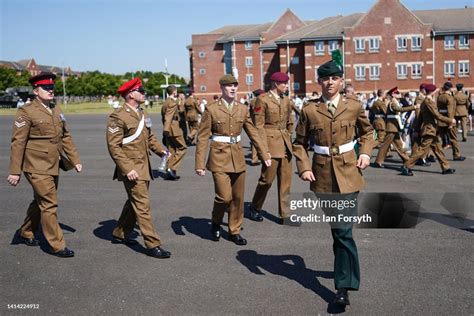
left=236, top=250, right=346, bottom=314
left=243, top=202, right=281, bottom=225
left=10, top=223, right=76, bottom=254
left=171, top=216, right=231, bottom=241
left=93, top=219, right=146, bottom=255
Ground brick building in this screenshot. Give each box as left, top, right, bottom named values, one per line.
left=0, top=58, right=79, bottom=77
left=188, top=0, right=473, bottom=98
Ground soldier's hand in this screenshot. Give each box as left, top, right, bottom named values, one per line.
left=7, top=174, right=20, bottom=186
left=264, top=159, right=272, bottom=167
left=450, top=119, right=456, bottom=126
left=127, top=170, right=139, bottom=181
left=196, top=169, right=206, bottom=176
left=300, top=171, right=315, bottom=182
left=357, top=155, right=371, bottom=170
left=75, top=164, right=82, bottom=173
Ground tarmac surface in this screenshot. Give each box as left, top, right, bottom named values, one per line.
left=0, top=113, right=473, bottom=315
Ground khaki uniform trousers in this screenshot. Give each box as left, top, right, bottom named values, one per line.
left=438, top=126, right=461, bottom=158
left=21, top=173, right=65, bottom=253
left=455, top=116, right=468, bottom=140
left=187, top=121, right=199, bottom=143
left=405, top=135, right=450, bottom=170
left=375, top=132, right=409, bottom=165
left=112, top=180, right=161, bottom=249
left=211, top=171, right=246, bottom=235
left=167, top=135, right=187, bottom=171
left=251, top=155, right=292, bottom=218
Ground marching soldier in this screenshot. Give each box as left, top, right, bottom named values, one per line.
left=178, top=92, right=188, bottom=140
left=184, top=91, right=203, bottom=145
left=373, top=87, right=418, bottom=168
left=454, top=83, right=469, bottom=142
left=249, top=89, right=265, bottom=166
left=107, top=78, right=171, bottom=258
left=195, top=74, right=271, bottom=245
left=401, top=84, right=456, bottom=175
left=248, top=72, right=295, bottom=224
left=437, top=82, right=465, bottom=161
left=7, top=72, right=82, bottom=258
left=293, top=59, right=375, bottom=307
left=369, top=89, right=387, bottom=146
left=162, top=85, right=187, bottom=180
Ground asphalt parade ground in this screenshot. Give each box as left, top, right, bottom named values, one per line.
left=0, top=113, right=473, bottom=315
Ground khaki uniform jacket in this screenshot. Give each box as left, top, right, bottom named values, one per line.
left=195, top=99, right=269, bottom=173
left=418, top=97, right=453, bottom=137
left=412, top=94, right=425, bottom=132
left=107, top=106, right=164, bottom=181
left=386, top=99, right=416, bottom=133
left=254, top=92, right=294, bottom=158
left=162, top=97, right=183, bottom=137
left=454, top=91, right=469, bottom=117
left=293, top=96, right=375, bottom=194
left=437, top=92, right=455, bottom=127
left=9, top=99, right=80, bottom=176
left=184, top=96, right=202, bottom=122
left=370, top=98, right=387, bottom=131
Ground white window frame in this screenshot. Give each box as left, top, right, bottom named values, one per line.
left=459, top=61, right=470, bottom=77
left=245, top=56, right=253, bottom=67
left=411, top=36, right=422, bottom=51
left=396, top=37, right=407, bottom=52
left=444, top=61, right=455, bottom=77
left=355, top=38, right=365, bottom=53
left=291, top=56, right=299, bottom=65
left=444, top=36, right=455, bottom=49
left=200, top=85, right=206, bottom=92
left=397, top=64, right=408, bottom=79
left=314, top=41, right=324, bottom=55
left=411, top=63, right=422, bottom=79
left=328, top=40, right=339, bottom=53
left=355, top=66, right=366, bottom=81
left=199, top=68, right=206, bottom=75
left=245, top=41, right=253, bottom=50
left=369, top=38, right=380, bottom=53
left=245, top=74, right=254, bottom=85
left=459, top=35, right=469, bottom=49
left=198, top=51, right=206, bottom=58
left=293, top=82, right=300, bottom=91
left=369, top=65, right=380, bottom=80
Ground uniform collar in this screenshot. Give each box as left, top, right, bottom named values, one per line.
left=322, top=93, right=341, bottom=108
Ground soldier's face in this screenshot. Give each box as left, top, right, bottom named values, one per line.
left=318, top=76, right=344, bottom=97
left=130, top=87, right=146, bottom=103
left=274, top=81, right=288, bottom=94
left=34, top=85, right=55, bottom=101
left=221, top=83, right=238, bottom=99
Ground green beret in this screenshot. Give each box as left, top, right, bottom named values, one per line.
left=219, top=74, right=238, bottom=85
left=317, top=60, right=343, bottom=79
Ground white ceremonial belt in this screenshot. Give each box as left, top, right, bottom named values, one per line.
left=313, top=140, right=356, bottom=156
left=123, top=115, right=145, bottom=144
left=374, top=114, right=386, bottom=118
left=439, top=109, right=448, bottom=113
left=211, top=135, right=241, bottom=144
left=386, top=115, right=398, bottom=118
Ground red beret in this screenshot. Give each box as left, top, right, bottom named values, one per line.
left=387, top=86, right=399, bottom=96
left=270, top=72, right=289, bottom=82
left=29, top=72, right=56, bottom=86
left=117, top=78, right=142, bottom=97
left=424, top=84, right=436, bottom=93
left=419, top=83, right=427, bottom=90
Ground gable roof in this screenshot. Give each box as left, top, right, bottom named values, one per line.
left=413, top=8, right=474, bottom=34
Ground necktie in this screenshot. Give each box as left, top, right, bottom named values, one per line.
left=227, top=102, right=233, bottom=112
left=328, top=102, right=336, bottom=116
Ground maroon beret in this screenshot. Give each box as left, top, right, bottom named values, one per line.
left=117, top=78, right=142, bottom=97
left=387, top=86, right=400, bottom=96
left=270, top=72, right=289, bottom=82
left=29, top=72, right=56, bottom=86
left=424, top=84, right=436, bottom=93
left=419, top=83, right=427, bottom=90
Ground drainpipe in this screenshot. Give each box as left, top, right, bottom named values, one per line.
left=287, top=40, right=291, bottom=95
left=432, top=31, right=436, bottom=84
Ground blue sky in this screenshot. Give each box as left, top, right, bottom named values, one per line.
left=1, top=0, right=471, bottom=77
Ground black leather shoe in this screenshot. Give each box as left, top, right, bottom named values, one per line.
left=112, top=236, right=139, bottom=245
left=165, top=168, right=180, bottom=180
left=400, top=166, right=414, bottom=176
left=19, top=235, right=40, bottom=247
left=427, top=155, right=436, bottom=163
left=372, top=163, right=384, bottom=168
left=147, top=246, right=171, bottom=258
left=462, top=138, right=467, bottom=142
left=415, top=159, right=431, bottom=167
left=453, top=156, right=466, bottom=161
left=442, top=168, right=456, bottom=174
left=334, top=289, right=350, bottom=306
left=250, top=161, right=261, bottom=166
left=248, top=207, right=263, bottom=222
left=229, top=234, right=247, bottom=246
left=210, top=223, right=221, bottom=241
left=54, top=248, right=75, bottom=258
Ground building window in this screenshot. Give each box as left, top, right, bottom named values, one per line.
left=245, top=56, right=253, bottom=67
left=459, top=61, right=470, bottom=77
left=411, top=36, right=422, bottom=51
left=396, top=37, right=407, bottom=52
left=200, top=85, right=206, bottom=92
left=355, top=66, right=366, bottom=81
left=245, top=41, right=253, bottom=50
left=444, top=36, right=455, bottom=49
left=291, top=57, right=299, bottom=65
left=198, top=51, right=206, bottom=58
left=199, top=69, right=206, bottom=75
left=314, top=41, right=324, bottom=55
left=369, top=38, right=380, bottom=53
left=459, top=35, right=469, bottom=49
left=444, top=62, right=455, bottom=77
left=293, top=82, right=300, bottom=91
left=355, top=39, right=365, bottom=53
left=369, top=65, right=380, bottom=80
left=397, top=64, right=408, bottom=79
left=411, top=63, right=422, bottom=79
left=246, top=74, right=254, bottom=84
left=328, top=40, right=339, bottom=53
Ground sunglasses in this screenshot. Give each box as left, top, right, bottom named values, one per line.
left=131, top=87, right=146, bottom=95
left=38, top=84, right=55, bottom=91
